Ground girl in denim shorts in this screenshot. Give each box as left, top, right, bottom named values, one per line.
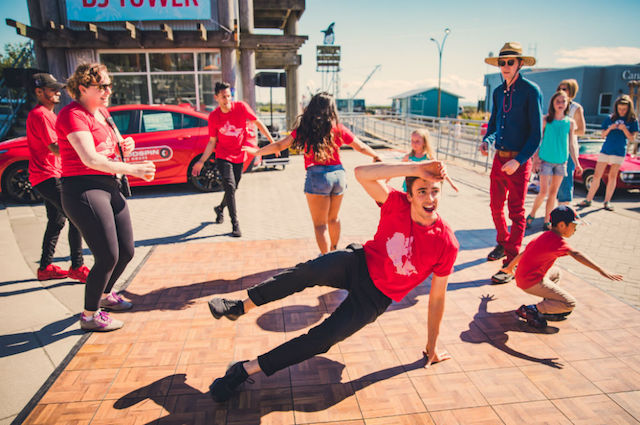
left=527, top=91, right=579, bottom=230
left=579, top=95, right=639, bottom=211
left=243, top=93, right=381, bottom=253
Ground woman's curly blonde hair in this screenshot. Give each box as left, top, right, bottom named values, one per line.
left=66, top=63, right=108, bottom=100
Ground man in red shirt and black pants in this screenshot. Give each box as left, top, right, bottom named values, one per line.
left=206, top=160, right=458, bottom=402
left=192, top=82, right=275, bottom=237
left=27, top=73, right=89, bottom=282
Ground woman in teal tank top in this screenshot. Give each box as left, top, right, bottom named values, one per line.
left=401, top=129, right=435, bottom=192
left=527, top=91, right=579, bottom=230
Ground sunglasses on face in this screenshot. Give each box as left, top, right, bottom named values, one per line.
left=498, top=59, right=516, bottom=67
left=89, top=83, right=113, bottom=91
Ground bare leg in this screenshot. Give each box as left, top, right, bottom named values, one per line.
left=585, top=161, right=607, bottom=202
left=305, top=193, right=331, bottom=254
left=603, top=163, right=621, bottom=203
left=243, top=359, right=262, bottom=375
left=327, top=194, right=344, bottom=251
left=545, top=175, right=563, bottom=222
left=529, top=174, right=550, bottom=218
left=241, top=297, right=257, bottom=312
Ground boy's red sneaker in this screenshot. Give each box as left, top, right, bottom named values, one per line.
left=69, top=265, right=90, bottom=283
left=37, top=264, right=69, bottom=281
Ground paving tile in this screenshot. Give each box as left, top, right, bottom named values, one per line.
left=430, top=406, right=504, bottom=425
left=535, top=331, right=612, bottom=361
left=410, top=372, right=488, bottom=411
left=39, top=367, right=119, bottom=404
left=583, top=328, right=640, bottom=358
left=292, top=383, right=362, bottom=424
left=365, top=412, right=434, bottom=425
left=92, top=397, right=166, bottom=425
left=104, top=366, right=177, bottom=400
left=552, top=394, right=640, bottom=425
left=609, top=391, right=640, bottom=422
left=290, top=353, right=348, bottom=387
left=467, top=367, right=546, bottom=404
left=492, top=400, right=571, bottom=425
left=520, top=363, right=601, bottom=399
left=342, top=349, right=406, bottom=382
left=66, top=342, right=133, bottom=370
left=570, top=357, right=640, bottom=393
left=125, top=341, right=184, bottom=368
left=23, top=401, right=101, bottom=425
left=445, top=341, right=515, bottom=371
left=159, top=393, right=227, bottom=425
left=353, top=377, right=426, bottom=418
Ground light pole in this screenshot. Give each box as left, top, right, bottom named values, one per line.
left=430, top=28, right=450, bottom=118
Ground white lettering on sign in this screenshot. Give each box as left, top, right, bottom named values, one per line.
left=128, top=146, right=174, bottom=163
left=622, top=70, right=640, bottom=80
left=68, top=0, right=210, bottom=22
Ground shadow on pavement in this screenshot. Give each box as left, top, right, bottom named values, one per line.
left=460, top=294, right=562, bottom=369
left=113, top=355, right=428, bottom=425
left=0, top=315, right=83, bottom=358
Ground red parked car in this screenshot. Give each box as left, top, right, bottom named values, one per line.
left=574, top=138, right=640, bottom=192
left=0, top=104, right=257, bottom=203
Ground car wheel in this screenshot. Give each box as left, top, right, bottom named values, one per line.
left=582, top=169, right=594, bottom=192
left=188, top=157, right=222, bottom=192
left=2, top=162, right=42, bottom=204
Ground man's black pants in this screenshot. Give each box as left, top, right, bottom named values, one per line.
left=247, top=245, right=392, bottom=376
left=33, top=177, right=83, bottom=269
left=215, top=159, right=243, bottom=225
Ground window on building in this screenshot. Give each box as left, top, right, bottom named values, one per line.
left=98, top=50, right=222, bottom=110
left=599, top=93, right=612, bottom=115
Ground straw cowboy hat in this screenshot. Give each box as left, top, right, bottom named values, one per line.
left=485, top=42, right=536, bottom=67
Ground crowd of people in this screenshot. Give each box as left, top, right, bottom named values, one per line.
left=23, top=40, right=634, bottom=402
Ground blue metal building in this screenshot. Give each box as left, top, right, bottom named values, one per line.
left=391, top=87, right=463, bottom=118
left=484, top=64, right=640, bottom=125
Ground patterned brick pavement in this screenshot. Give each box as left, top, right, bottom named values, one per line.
left=22, top=240, right=640, bottom=424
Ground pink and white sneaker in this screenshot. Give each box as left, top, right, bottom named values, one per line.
left=80, top=310, right=123, bottom=332
left=99, top=292, right=133, bottom=311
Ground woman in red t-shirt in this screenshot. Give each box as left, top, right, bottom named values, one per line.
left=57, top=63, right=155, bottom=332
left=243, top=92, right=381, bottom=254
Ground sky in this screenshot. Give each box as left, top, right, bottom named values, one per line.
left=3, top=0, right=640, bottom=106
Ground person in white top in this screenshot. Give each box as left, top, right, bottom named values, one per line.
left=556, top=79, right=585, bottom=205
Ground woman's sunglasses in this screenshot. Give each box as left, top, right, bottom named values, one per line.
left=498, top=59, right=516, bottom=67
left=89, top=83, right=113, bottom=91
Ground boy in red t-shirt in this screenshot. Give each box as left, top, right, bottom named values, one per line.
left=191, top=82, right=275, bottom=237
left=500, top=205, right=623, bottom=328
left=206, top=161, right=458, bottom=402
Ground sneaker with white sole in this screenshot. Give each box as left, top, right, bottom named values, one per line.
left=80, top=310, right=123, bottom=331
left=99, top=292, right=133, bottom=311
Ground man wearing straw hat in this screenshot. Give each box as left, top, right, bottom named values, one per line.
left=479, top=42, right=542, bottom=284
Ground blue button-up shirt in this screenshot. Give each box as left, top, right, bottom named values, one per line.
left=483, top=74, right=543, bottom=164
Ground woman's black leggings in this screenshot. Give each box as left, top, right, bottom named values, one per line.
left=61, top=175, right=134, bottom=311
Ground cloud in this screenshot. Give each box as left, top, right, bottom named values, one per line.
left=555, top=47, right=640, bottom=66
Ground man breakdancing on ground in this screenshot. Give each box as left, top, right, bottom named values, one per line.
left=207, top=160, right=459, bottom=402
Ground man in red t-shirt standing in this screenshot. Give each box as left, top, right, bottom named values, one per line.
left=26, top=73, right=89, bottom=282
left=206, top=161, right=458, bottom=402
left=191, top=82, right=275, bottom=237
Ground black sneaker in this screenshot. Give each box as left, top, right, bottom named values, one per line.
left=491, top=271, right=514, bottom=284
left=214, top=205, right=224, bottom=224
left=516, top=304, right=547, bottom=329
left=541, top=311, right=572, bottom=321
left=487, top=245, right=505, bottom=261
left=231, top=223, right=242, bottom=238
left=209, top=361, right=252, bottom=402
left=208, top=298, right=245, bottom=320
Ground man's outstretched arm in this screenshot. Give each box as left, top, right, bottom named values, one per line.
left=354, top=161, right=446, bottom=204
left=425, top=274, right=451, bottom=367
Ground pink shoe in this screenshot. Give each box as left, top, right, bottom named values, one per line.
left=80, top=310, right=123, bottom=332
left=37, top=264, right=69, bottom=281
left=99, top=292, right=133, bottom=311
left=69, top=265, right=90, bottom=283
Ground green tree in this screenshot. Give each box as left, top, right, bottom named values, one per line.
left=0, top=41, right=35, bottom=71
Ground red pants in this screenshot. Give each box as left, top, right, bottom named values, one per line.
left=489, top=154, right=532, bottom=263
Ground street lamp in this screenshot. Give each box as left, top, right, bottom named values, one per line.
left=430, top=28, right=451, bottom=118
